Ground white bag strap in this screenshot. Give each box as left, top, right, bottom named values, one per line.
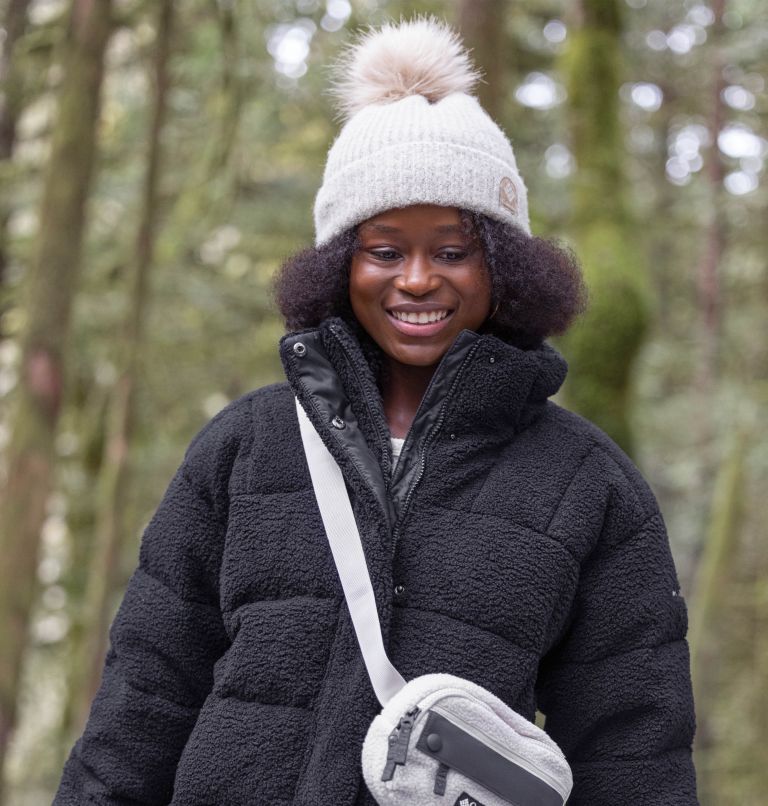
left=295, top=397, right=407, bottom=708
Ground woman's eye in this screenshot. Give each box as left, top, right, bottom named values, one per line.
left=439, top=250, right=468, bottom=262
left=370, top=249, right=400, bottom=261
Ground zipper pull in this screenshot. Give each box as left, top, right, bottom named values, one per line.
left=380, top=707, right=420, bottom=781
left=433, top=761, right=450, bottom=795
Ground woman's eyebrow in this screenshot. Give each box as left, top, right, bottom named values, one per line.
left=360, top=223, right=400, bottom=233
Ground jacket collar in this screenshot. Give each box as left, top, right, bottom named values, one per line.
left=280, top=316, right=568, bottom=528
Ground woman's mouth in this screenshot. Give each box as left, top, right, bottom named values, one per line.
left=390, top=309, right=451, bottom=324
left=385, top=307, right=455, bottom=336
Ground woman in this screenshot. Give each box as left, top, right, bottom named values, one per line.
left=55, top=18, right=698, bottom=806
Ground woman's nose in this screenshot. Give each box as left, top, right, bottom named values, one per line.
left=393, top=255, right=441, bottom=296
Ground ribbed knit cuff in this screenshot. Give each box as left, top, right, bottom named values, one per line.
left=313, top=140, right=530, bottom=246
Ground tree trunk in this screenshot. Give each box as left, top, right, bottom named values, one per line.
left=165, top=0, right=242, bottom=236
left=694, top=0, right=726, bottom=394
left=0, top=0, right=113, bottom=792
left=0, top=0, right=32, bottom=331
left=687, top=425, right=747, bottom=797
left=687, top=0, right=727, bottom=524
left=689, top=427, right=747, bottom=691
left=54, top=381, right=109, bottom=762
left=556, top=0, right=650, bottom=457
left=455, top=0, right=506, bottom=119
left=69, top=0, right=175, bottom=732
left=0, top=0, right=31, bottom=160
left=646, top=77, right=678, bottom=336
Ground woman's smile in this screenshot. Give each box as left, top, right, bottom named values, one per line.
left=385, top=303, right=456, bottom=336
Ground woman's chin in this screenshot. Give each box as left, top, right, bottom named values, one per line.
left=382, top=341, right=453, bottom=370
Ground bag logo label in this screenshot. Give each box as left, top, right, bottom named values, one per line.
left=499, top=176, right=519, bottom=215
left=455, top=793, right=486, bottom=806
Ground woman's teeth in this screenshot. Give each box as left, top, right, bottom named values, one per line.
left=390, top=310, right=450, bottom=324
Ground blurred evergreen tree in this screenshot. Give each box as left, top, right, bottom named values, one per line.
left=556, top=0, right=651, bottom=457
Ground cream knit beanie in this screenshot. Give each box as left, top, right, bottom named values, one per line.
left=313, top=16, right=530, bottom=247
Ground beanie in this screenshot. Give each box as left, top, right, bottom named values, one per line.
left=313, top=16, right=531, bottom=247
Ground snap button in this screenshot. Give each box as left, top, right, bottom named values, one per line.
left=489, top=356, right=495, bottom=364
left=293, top=342, right=307, bottom=357
left=426, top=733, right=442, bottom=752
left=449, top=433, right=456, bottom=440
left=394, top=584, right=406, bottom=596
left=331, top=415, right=345, bottom=429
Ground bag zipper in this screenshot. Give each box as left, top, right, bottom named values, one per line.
left=381, top=706, right=421, bottom=781
left=429, top=703, right=569, bottom=800
left=381, top=687, right=467, bottom=780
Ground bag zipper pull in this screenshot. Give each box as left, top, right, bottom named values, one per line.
left=380, top=706, right=420, bottom=781
left=433, top=761, right=450, bottom=795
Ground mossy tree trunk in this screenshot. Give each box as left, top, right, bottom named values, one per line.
left=0, top=0, right=113, bottom=792
left=689, top=428, right=747, bottom=701
left=688, top=425, right=748, bottom=799
left=0, top=0, right=32, bottom=331
left=68, top=0, right=175, bottom=733
left=557, top=0, right=651, bottom=457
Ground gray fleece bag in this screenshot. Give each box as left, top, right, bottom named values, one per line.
left=296, top=398, right=573, bottom=805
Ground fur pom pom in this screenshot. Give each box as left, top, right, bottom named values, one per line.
left=329, top=16, right=482, bottom=121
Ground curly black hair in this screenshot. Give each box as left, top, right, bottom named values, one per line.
left=272, top=210, right=588, bottom=351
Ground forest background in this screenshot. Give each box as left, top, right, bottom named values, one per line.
left=0, top=0, right=765, bottom=803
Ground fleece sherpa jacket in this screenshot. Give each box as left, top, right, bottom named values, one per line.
left=54, top=315, right=698, bottom=805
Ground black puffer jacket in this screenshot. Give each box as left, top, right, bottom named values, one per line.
left=55, top=316, right=698, bottom=805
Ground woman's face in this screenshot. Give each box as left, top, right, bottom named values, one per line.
left=349, top=205, right=492, bottom=369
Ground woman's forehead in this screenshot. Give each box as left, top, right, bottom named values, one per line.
left=359, top=205, right=467, bottom=234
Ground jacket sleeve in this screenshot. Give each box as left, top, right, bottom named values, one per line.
left=54, top=397, right=249, bottom=805
left=535, top=446, right=698, bottom=806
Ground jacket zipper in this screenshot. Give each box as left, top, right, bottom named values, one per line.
left=328, top=324, right=394, bottom=488
left=390, top=341, right=482, bottom=553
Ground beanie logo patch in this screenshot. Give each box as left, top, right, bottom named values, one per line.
left=499, top=176, right=519, bottom=215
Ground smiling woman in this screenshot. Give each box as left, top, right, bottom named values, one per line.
left=55, top=15, right=698, bottom=806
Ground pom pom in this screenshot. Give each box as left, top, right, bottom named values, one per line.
left=329, top=16, right=482, bottom=121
